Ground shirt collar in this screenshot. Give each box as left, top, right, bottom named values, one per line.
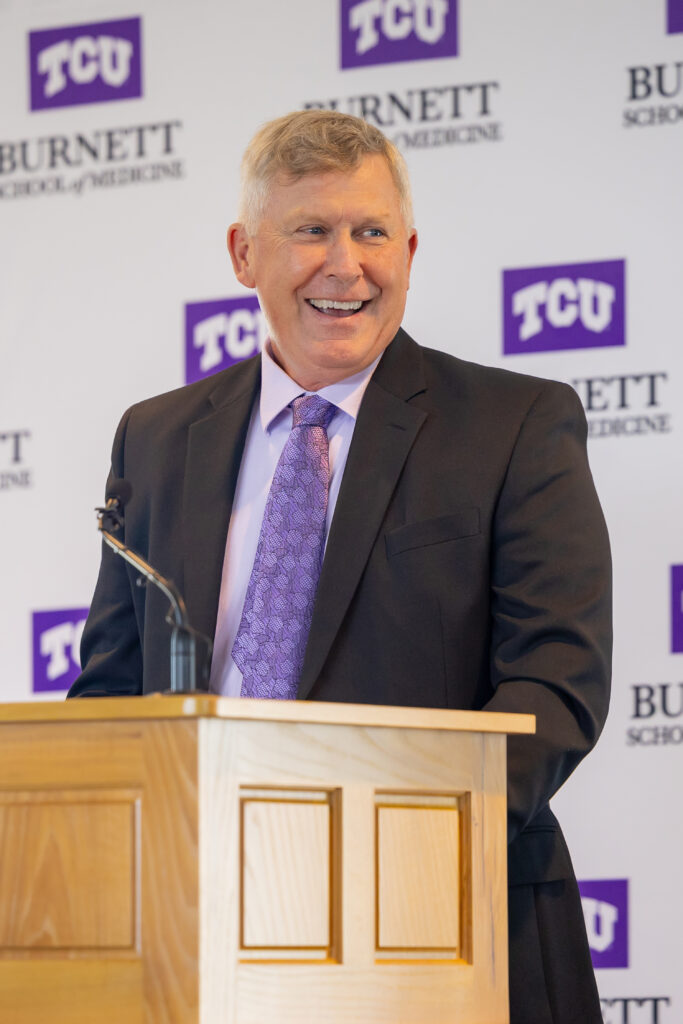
left=259, top=341, right=381, bottom=433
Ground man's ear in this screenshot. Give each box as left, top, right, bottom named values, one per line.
left=406, top=228, right=418, bottom=287
left=227, top=223, right=256, bottom=288
left=408, top=229, right=418, bottom=266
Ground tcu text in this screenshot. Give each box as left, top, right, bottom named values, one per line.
left=349, top=0, right=449, bottom=54
left=512, top=277, right=616, bottom=342
left=39, top=617, right=85, bottom=682
left=37, top=35, right=134, bottom=98
left=194, top=307, right=267, bottom=374
left=581, top=897, right=619, bottom=954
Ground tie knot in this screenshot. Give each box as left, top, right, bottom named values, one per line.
left=290, top=394, right=336, bottom=430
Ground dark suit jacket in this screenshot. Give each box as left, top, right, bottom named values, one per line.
left=71, top=328, right=611, bottom=892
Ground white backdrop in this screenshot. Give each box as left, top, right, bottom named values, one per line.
left=1, top=1, right=682, bottom=1018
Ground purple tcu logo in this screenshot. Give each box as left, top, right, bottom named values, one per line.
left=668, top=0, right=683, bottom=34
left=579, top=880, right=629, bottom=969
left=32, top=608, right=89, bottom=693
left=185, top=296, right=267, bottom=384
left=503, top=259, right=626, bottom=355
left=29, top=17, right=142, bottom=111
left=341, top=0, right=458, bottom=69
left=671, top=566, right=683, bottom=653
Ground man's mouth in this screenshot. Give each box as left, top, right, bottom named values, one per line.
left=307, top=298, right=370, bottom=318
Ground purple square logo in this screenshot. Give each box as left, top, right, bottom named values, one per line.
left=340, top=0, right=458, bottom=69
left=578, top=879, right=629, bottom=969
left=185, top=296, right=266, bottom=384
left=668, top=0, right=683, bottom=33
left=29, top=17, right=142, bottom=111
left=672, top=566, right=683, bottom=653
left=32, top=607, right=89, bottom=693
left=503, top=259, right=626, bottom=355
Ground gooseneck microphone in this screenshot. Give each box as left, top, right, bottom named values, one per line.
left=104, top=478, right=132, bottom=516
left=96, top=479, right=212, bottom=693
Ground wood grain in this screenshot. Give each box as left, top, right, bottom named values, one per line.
left=0, top=696, right=534, bottom=736
left=339, top=784, right=375, bottom=970
left=241, top=796, right=330, bottom=951
left=140, top=720, right=199, bottom=1023
left=0, top=717, right=201, bottom=1024
left=0, top=794, right=136, bottom=949
left=235, top=961, right=505, bottom=1024
left=218, top=719, right=509, bottom=1022
left=376, top=804, right=460, bottom=952
left=0, top=960, right=143, bottom=1024
left=199, top=719, right=240, bottom=1024
left=476, top=734, right=508, bottom=1005
left=0, top=722, right=143, bottom=788
left=0, top=701, right=516, bottom=1024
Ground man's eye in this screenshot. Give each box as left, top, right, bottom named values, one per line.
left=300, top=225, right=324, bottom=235
left=363, top=228, right=385, bottom=238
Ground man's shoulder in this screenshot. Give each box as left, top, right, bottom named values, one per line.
left=406, top=334, right=581, bottom=416
left=123, top=354, right=260, bottom=431
left=423, top=343, right=571, bottom=396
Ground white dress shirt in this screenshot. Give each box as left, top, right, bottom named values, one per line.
left=209, top=344, right=380, bottom=696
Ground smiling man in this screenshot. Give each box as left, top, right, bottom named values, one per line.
left=227, top=147, right=417, bottom=390
left=71, top=110, right=611, bottom=1024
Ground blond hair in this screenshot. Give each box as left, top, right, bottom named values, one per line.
left=238, top=109, right=414, bottom=231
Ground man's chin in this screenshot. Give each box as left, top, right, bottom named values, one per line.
left=269, top=323, right=395, bottom=385
left=312, top=335, right=386, bottom=369
left=317, top=344, right=394, bottom=386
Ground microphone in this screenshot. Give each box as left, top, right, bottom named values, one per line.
left=106, top=477, right=132, bottom=507
left=99, top=478, right=132, bottom=532
left=95, top=479, right=212, bottom=694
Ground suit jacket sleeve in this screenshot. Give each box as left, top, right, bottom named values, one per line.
left=68, top=407, right=144, bottom=697
left=481, top=380, right=612, bottom=843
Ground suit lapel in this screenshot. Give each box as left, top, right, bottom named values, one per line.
left=297, top=331, right=427, bottom=699
left=182, top=359, right=260, bottom=653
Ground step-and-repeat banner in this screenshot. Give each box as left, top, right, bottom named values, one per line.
left=1, top=1, right=682, bottom=1018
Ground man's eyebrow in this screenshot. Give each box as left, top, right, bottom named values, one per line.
left=283, top=208, right=395, bottom=223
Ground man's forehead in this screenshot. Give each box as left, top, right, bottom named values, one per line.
left=276, top=198, right=397, bottom=222
left=265, top=159, right=401, bottom=218
left=271, top=152, right=391, bottom=188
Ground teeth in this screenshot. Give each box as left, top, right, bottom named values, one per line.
left=309, top=299, right=364, bottom=311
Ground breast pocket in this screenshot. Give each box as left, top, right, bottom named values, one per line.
left=385, top=507, right=481, bottom=557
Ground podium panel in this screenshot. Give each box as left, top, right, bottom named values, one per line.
left=376, top=798, right=461, bottom=951
left=0, top=697, right=534, bottom=1024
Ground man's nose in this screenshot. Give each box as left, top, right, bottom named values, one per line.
left=325, top=232, right=362, bottom=283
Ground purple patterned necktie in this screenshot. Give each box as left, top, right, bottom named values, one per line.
left=232, top=394, right=336, bottom=699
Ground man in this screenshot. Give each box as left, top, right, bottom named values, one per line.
left=71, top=110, right=611, bottom=1023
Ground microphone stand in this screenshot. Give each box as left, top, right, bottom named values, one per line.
left=96, top=501, right=211, bottom=694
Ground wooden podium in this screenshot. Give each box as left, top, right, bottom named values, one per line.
left=0, top=696, right=533, bottom=1024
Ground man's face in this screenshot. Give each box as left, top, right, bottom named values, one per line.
left=228, top=154, right=417, bottom=390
